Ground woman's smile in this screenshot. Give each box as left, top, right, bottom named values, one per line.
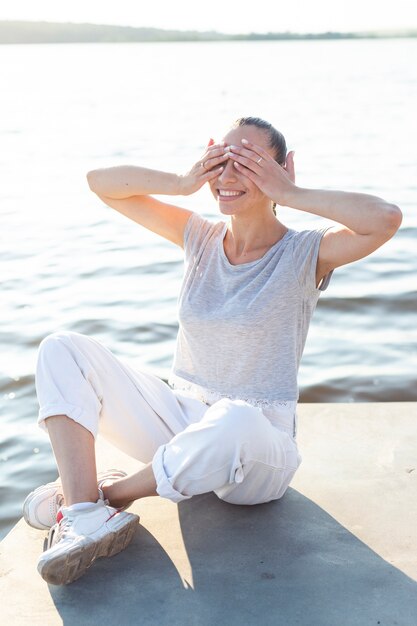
left=217, top=188, right=246, bottom=201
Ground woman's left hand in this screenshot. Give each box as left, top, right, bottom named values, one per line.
left=227, top=139, right=296, bottom=205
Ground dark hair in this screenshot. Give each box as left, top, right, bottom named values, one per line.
left=231, top=117, right=287, bottom=215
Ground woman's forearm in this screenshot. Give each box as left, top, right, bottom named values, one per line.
left=86, top=165, right=182, bottom=199
left=282, top=186, right=401, bottom=236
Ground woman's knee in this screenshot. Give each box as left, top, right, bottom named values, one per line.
left=37, top=333, right=70, bottom=371
left=37, top=331, right=95, bottom=365
left=216, top=460, right=300, bottom=506
left=218, top=484, right=287, bottom=506
left=38, top=331, right=76, bottom=355
left=36, top=332, right=92, bottom=384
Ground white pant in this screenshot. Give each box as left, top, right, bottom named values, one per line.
left=36, top=331, right=301, bottom=505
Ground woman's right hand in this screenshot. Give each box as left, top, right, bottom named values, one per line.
left=179, top=139, right=228, bottom=196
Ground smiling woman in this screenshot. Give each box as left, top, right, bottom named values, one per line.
left=209, top=117, right=287, bottom=217
left=23, top=116, right=401, bottom=586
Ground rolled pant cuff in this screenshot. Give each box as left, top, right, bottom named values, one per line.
left=152, top=445, right=192, bottom=504
left=37, top=403, right=98, bottom=438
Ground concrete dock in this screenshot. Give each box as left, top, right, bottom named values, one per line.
left=1, top=403, right=416, bottom=625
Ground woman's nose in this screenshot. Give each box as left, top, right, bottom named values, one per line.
left=218, top=156, right=237, bottom=182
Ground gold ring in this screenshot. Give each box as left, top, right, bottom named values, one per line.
left=202, top=161, right=207, bottom=170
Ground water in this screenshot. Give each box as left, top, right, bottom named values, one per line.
left=1, top=39, right=416, bottom=539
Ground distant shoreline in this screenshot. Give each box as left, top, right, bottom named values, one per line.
left=1, top=20, right=416, bottom=44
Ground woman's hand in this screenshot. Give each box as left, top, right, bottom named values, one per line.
left=227, top=139, right=296, bottom=205
left=179, top=139, right=228, bottom=196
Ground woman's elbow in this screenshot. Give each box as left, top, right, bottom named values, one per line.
left=86, top=169, right=101, bottom=193
left=384, top=203, right=403, bottom=235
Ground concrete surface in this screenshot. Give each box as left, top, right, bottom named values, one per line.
left=1, top=402, right=416, bottom=625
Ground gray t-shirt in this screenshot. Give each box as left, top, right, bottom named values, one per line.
left=170, top=212, right=331, bottom=404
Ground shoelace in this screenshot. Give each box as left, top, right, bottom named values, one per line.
left=55, top=493, right=64, bottom=511
left=46, top=513, right=70, bottom=550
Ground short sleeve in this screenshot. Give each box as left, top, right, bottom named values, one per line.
left=291, top=227, right=333, bottom=296
left=183, top=212, right=217, bottom=264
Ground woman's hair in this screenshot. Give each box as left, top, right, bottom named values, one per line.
left=231, top=117, right=287, bottom=215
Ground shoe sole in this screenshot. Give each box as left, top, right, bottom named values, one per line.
left=37, top=513, right=139, bottom=585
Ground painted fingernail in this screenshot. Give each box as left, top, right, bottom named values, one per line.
left=241, top=138, right=249, bottom=144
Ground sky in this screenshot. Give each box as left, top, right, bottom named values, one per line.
left=1, top=0, right=416, bottom=34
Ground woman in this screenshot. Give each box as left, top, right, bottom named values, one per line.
left=23, top=117, right=402, bottom=585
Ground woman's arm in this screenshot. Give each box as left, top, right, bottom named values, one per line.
left=280, top=184, right=402, bottom=282
left=87, top=167, right=192, bottom=247
left=87, top=165, right=182, bottom=200
left=86, top=142, right=227, bottom=247
left=91, top=193, right=193, bottom=247
left=228, top=141, right=402, bottom=281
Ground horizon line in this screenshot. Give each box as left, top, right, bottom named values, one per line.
left=0, top=19, right=416, bottom=38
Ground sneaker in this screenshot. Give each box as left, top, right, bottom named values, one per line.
left=23, top=469, right=128, bottom=530
left=37, top=499, right=139, bottom=585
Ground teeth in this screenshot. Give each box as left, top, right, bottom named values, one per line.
left=219, top=190, right=243, bottom=197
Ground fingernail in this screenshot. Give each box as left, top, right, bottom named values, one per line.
left=241, top=138, right=249, bottom=144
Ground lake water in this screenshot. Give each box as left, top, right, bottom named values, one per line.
left=1, top=39, right=416, bottom=539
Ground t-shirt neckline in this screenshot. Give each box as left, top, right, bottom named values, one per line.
left=219, top=222, right=292, bottom=270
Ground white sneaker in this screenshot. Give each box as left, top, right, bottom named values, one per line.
left=37, top=499, right=139, bottom=585
left=23, top=469, right=128, bottom=530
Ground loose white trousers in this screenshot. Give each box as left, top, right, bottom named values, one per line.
left=36, top=332, right=301, bottom=505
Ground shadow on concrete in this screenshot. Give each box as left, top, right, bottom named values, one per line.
left=48, top=489, right=417, bottom=626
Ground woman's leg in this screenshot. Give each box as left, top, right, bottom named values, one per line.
left=32, top=330, right=201, bottom=585
left=151, top=398, right=302, bottom=506
left=102, top=463, right=157, bottom=508
left=45, top=415, right=99, bottom=506
left=45, top=416, right=157, bottom=509
left=35, top=331, right=201, bottom=507
left=101, top=397, right=300, bottom=508
left=36, top=331, right=299, bottom=510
